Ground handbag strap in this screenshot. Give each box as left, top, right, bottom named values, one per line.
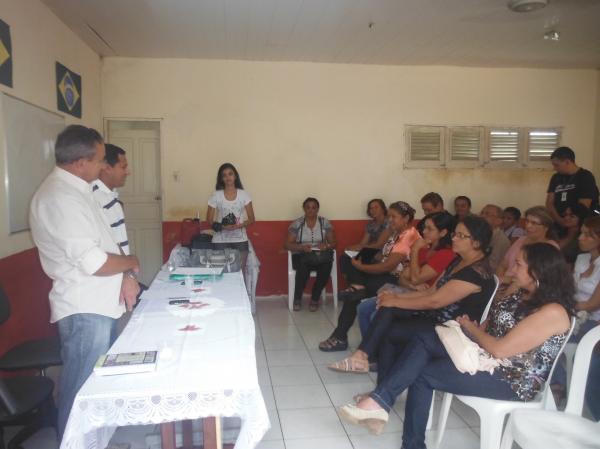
left=297, top=217, right=326, bottom=244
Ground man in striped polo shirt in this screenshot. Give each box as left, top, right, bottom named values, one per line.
left=92, top=144, right=130, bottom=255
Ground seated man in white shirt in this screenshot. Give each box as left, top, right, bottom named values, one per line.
left=29, top=125, right=141, bottom=441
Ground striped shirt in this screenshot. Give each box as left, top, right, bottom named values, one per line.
left=92, top=180, right=130, bottom=255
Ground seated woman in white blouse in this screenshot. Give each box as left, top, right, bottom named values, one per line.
left=552, top=215, right=600, bottom=401
left=572, top=215, right=600, bottom=335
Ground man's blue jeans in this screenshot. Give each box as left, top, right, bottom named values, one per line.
left=57, top=313, right=118, bottom=440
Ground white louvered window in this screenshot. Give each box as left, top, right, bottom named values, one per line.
left=404, top=126, right=444, bottom=168
left=447, top=127, right=482, bottom=167
left=527, top=129, right=561, bottom=163
left=488, top=129, right=521, bottom=164
left=403, top=125, right=561, bottom=169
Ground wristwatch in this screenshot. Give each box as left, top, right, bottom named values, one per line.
left=125, top=270, right=138, bottom=280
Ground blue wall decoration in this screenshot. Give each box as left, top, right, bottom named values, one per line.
left=0, top=18, right=12, bottom=88
left=56, top=62, right=82, bottom=118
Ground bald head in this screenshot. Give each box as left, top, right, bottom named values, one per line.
left=480, top=204, right=504, bottom=229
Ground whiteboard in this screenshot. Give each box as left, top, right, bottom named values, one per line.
left=1, top=94, right=65, bottom=233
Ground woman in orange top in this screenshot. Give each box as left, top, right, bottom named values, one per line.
left=319, top=201, right=421, bottom=352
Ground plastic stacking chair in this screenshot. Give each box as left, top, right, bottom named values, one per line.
left=287, top=250, right=338, bottom=311
left=434, top=317, right=576, bottom=449
left=0, top=285, right=62, bottom=376
left=0, top=376, right=55, bottom=449
left=562, top=341, right=577, bottom=387
left=500, top=325, right=600, bottom=449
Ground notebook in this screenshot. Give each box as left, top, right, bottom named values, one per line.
left=94, top=351, right=158, bottom=376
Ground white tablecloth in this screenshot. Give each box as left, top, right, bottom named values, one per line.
left=60, top=271, right=270, bottom=449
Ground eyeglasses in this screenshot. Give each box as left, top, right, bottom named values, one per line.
left=451, top=232, right=472, bottom=240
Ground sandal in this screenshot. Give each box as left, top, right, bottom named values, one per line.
left=328, top=357, right=369, bottom=374
left=318, top=337, right=348, bottom=352
left=293, top=302, right=301, bottom=311
left=309, top=301, right=319, bottom=312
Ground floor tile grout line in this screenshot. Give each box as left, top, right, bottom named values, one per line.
left=254, top=301, right=287, bottom=449
left=284, top=296, right=358, bottom=445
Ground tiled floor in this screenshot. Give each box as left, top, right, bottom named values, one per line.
left=3, top=296, right=481, bottom=449
left=252, top=297, right=480, bottom=449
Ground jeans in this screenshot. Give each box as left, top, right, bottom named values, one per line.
left=357, top=297, right=377, bottom=337
left=586, top=349, right=600, bottom=421
left=331, top=274, right=397, bottom=341
left=358, top=306, right=431, bottom=360
left=369, top=327, right=518, bottom=449
left=293, top=260, right=332, bottom=303
left=57, top=313, right=118, bottom=441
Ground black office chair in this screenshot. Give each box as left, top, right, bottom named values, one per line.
left=0, top=285, right=62, bottom=375
left=0, top=376, right=55, bottom=449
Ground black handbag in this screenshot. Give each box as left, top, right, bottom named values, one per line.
left=291, top=217, right=334, bottom=269
left=190, top=232, right=213, bottom=249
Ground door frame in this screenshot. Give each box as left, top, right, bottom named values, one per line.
left=103, top=116, right=164, bottom=262
left=103, top=115, right=164, bottom=207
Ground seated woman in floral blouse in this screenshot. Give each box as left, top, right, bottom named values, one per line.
left=338, top=242, right=574, bottom=448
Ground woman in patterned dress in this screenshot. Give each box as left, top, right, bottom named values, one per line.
left=338, top=242, right=575, bottom=449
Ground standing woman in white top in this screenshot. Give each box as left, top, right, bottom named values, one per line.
left=207, top=163, right=255, bottom=269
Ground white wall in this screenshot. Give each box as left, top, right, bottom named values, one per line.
left=102, top=58, right=598, bottom=221
left=0, top=0, right=102, bottom=258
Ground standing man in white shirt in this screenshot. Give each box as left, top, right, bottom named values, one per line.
left=29, top=125, right=140, bottom=441
left=92, top=144, right=131, bottom=255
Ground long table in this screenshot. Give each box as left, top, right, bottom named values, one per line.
left=60, top=270, right=270, bottom=449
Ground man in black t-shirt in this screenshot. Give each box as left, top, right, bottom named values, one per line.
left=546, top=146, right=599, bottom=228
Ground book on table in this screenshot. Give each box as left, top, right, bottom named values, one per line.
left=169, top=266, right=224, bottom=280
left=94, top=351, right=158, bottom=376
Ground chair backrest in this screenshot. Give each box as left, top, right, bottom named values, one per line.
left=539, top=317, right=576, bottom=407
left=0, top=285, right=11, bottom=326
left=480, top=275, right=500, bottom=322
left=565, top=324, right=600, bottom=416
left=0, top=378, right=18, bottom=415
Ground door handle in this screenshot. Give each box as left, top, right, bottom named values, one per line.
left=155, top=195, right=162, bottom=201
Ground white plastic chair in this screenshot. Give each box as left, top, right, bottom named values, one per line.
left=434, top=317, right=576, bottom=449
left=427, top=275, right=500, bottom=430
left=287, top=250, right=338, bottom=311
left=500, top=325, right=600, bottom=449
left=562, top=341, right=577, bottom=387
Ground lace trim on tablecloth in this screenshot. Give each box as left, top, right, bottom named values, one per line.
left=61, top=388, right=269, bottom=449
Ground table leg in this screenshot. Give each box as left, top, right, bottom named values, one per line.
left=202, top=417, right=221, bottom=449
left=182, top=420, right=193, bottom=448
left=160, top=422, right=176, bottom=449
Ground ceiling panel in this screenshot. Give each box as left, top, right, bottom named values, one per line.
left=41, top=0, right=600, bottom=68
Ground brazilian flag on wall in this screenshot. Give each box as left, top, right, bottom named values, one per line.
left=0, top=18, right=12, bottom=88
left=56, top=62, right=81, bottom=118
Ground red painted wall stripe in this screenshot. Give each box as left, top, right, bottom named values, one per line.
left=0, top=248, right=56, bottom=359
left=163, top=220, right=371, bottom=296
